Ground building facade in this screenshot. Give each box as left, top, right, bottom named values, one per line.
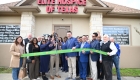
left=0, top=0, right=140, bottom=68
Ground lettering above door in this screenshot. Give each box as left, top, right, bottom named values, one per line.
left=37, top=0, right=86, bottom=13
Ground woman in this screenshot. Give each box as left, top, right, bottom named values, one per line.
left=40, top=38, right=55, bottom=80
left=61, top=36, right=68, bottom=72
left=28, top=37, right=40, bottom=80
left=10, top=36, right=26, bottom=80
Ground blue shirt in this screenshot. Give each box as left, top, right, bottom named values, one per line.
left=79, top=42, right=86, bottom=56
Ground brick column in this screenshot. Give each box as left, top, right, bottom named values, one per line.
left=20, top=12, right=35, bottom=38
left=89, top=12, right=103, bottom=40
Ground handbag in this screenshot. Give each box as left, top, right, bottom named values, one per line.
left=18, top=68, right=27, bottom=79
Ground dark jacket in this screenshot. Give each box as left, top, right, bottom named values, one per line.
left=24, top=38, right=29, bottom=53
left=29, top=44, right=40, bottom=60
left=90, top=40, right=100, bottom=61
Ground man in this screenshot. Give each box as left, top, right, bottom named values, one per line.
left=37, top=36, right=42, bottom=46
left=88, top=33, right=100, bottom=80
left=23, top=33, right=32, bottom=53
left=23, top=33, right=32, bottom=78
left=110, top=37, right=121, bottom=80
left=76, top=36, right=82, bottom=76
left=79, top=35, right=90, bottom=80
left=97, top=35, right=101, bottom=42
left=101, top=34, right=117, bottom=80
left=49, top=35, right=61, bottom=79
left=96, top=35, right=104, bottom=80
left=86, top=35, right=90, bottom=43
left=65, top=31, right=79, bottom=80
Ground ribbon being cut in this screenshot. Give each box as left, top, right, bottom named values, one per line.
left=21, top=48, right=107, bottom=57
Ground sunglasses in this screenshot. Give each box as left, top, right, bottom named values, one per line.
left=92, top=36, right=96, bottom=37
left=42, top=41, right=46, bottom=42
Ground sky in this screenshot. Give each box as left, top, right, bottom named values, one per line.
left=0, top=0, right=140, bottom=10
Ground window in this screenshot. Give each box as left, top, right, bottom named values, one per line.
left=103, top=26, right=130, bottom=45
left=0, top=25, right=20, bottom=43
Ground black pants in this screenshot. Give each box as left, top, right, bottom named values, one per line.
left=102, top=61, right=113, bottom=80
left=97, top=61, right=104, bottom=79
left=87, top=60, right=90, bottom=77
left=76, top=56, right=79, bottom=76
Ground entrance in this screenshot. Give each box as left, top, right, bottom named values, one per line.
left=54, top=26, right=70, bottom=38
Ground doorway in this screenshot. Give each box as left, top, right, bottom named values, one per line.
left=54, top=26, right=70, bottom=38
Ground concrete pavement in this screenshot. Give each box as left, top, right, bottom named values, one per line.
left=0, top=70, right=140, bottom=80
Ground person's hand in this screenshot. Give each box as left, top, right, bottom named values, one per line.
left=100, top=60, right=102, bottom=63
left=49, top=44, right=53, bottom=47
left=82, top=50, right=85, bottom=54
left=18, top=53, right=21, bottom=57
left=107, top=52, right=111, bottom=56
left=32, top=60, right=35, bottom=64
left=51, top=37, right=55, bottom=42
left=90, top=51, right=93, bottom=54
left=72, top=47, right=76, bottom=50
left=65, top=56, right=68, bottom=60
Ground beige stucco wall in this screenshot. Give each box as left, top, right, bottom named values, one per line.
left=103, top=18, right=140, bottom=46
left=0, top=16, right=21, bottom=24
left=35, top=17, right=89, bottom=37
left=0, top=16, right=21, bottom=67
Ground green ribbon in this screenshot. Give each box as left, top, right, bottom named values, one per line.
left=21, top=48, right=107, bottom=57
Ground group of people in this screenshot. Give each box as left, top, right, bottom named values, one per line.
left=9, top=31, right=121, bottom=80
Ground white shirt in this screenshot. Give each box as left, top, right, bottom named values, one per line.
left=26, top=43, right=30, bottom=59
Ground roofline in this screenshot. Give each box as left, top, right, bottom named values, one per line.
left=9, top=6, right=41, bottom=13
left=83, top=6, right=113, bottom=13
left=15, top=0, right=36, bottom=6
left=15, top=0, right=24, bottom=6
left=88, top=0, right=107, bottom=7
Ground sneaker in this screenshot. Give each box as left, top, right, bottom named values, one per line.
left=37, top=77, right=41, bottom=79
left=50, top=76, right=54, bottom=79
left=42, top=76, right=48, bottom=80
left=55, top=75, right=61, bottom=78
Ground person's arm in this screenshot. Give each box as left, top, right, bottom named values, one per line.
left=74, top=38, right=80, bottom=48
left=99, top=54, right=102, bottom=62
left=108, top=42, right=118, bottom=56
left=10, top=43, right=20, bottom=56
left=116, top=44, right=121, bottom=56
left=40, top=41, right=51, bottom=49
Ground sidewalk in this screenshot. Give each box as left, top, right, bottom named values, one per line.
left=0, top=70, right=140, bottom=80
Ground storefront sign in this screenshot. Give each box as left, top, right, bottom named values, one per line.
left=103, top=26, right=130, bottom=45
left=0, top=25, right=20, bottom=43
left=37, top=0, right=86, bottom=13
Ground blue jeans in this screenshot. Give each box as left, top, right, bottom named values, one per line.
left=12, top=58, right=23, bottom=80
left=112, top=55, right=121, bottom=80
